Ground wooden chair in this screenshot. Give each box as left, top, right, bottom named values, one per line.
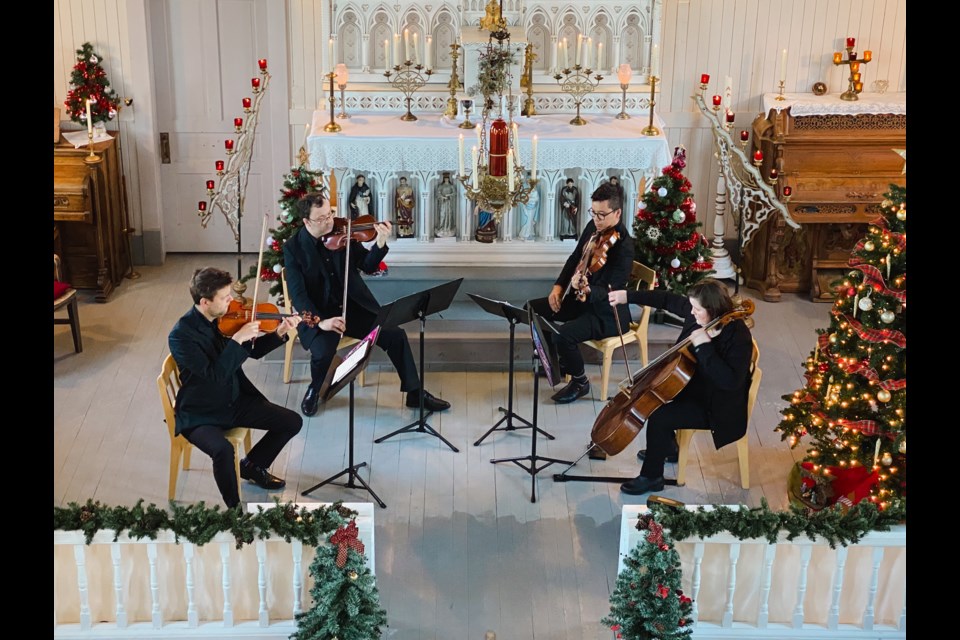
left=280, top=267, right=365, bottom=386
left=676, top=339, right=761, bottom=489
left=582, top=261, right=657, bottom=400
left=157, top=353, right=252, bottom=501
left=54, top=254, right=82, bottom=353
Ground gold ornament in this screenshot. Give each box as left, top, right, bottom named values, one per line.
left=829, top=333, right=838, bottom=344
left=877, top=389, right=892, bottom=402
left=899, top=439, right=906, bottom=454
left=896, top=207, right=906, bottom=221
left=881, top=452, right=893, bottom=466
left=348, top=570, right=358, bottom=580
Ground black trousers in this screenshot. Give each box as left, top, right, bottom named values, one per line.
left=306, top=302, right=420, bottom=392
left=639, top=392, right=709, bottom=479
left=528, top=297, right=610, bottom=378
left=182, top=395, right=302, bottom=508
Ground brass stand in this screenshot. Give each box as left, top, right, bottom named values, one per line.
left=323, top=71, right=342, bottom=132
left=554, top=64, right=603, bottom=126
left=385, top=60, right=434, bottom=122
left=833, top=45, right=871, bottom=102
left=445, top=44, right=461, bottom=118
left=520, top=43, right=537, bottom=117
left=616, top=83, right=630, bottom=119
left=83, top=131, right=101, bottom=165
left=641, top=75, right=661, bottom=136
left=337, top=83, right=350, bottom=118
left=774, top=79, right=787, bottom=101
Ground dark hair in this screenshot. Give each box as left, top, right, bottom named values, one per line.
left=295, top=192, right=326, bottom=220
left=609, top=175, right=619, bottom=184
left=566, top=178, right=574, bottom=184
left=686, top=278, right=734, bottom=320
left=189, top=267, right=232, bottom=305
left=591, top=181, right=622, bottom=212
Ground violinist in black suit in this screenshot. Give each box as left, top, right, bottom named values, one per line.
left=168, top=267, right=303, bottom=508
left=283, top=191, right=450, bottom=417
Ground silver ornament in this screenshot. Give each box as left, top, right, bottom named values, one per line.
left=898, top=440, right=906, bottom=454
left=896, top=208, right=906, bottom=221
left=858, top=296, right=873, bottom=311
left=672, top=209, right=685, bottom=223
left=880, top=309, right=895, bottom=324
left=881, top=452, right=893, bottom=466
left=863, top=241, right=875, bottom=252
left=670, top=257, right=681, bottom=268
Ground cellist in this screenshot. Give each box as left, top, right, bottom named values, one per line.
left=607, top=279, right=754, bottom=495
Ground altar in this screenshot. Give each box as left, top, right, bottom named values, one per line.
left=307, top=111, right=671, bottom=265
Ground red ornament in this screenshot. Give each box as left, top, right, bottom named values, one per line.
left=818, top=363, right=829, bottom=373
left=657, top=584, right=670, bottom=598
left=801, top=461, right=814, bottom=471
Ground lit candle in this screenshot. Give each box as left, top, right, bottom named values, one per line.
left=576, top=35, right=583, bottom=66
left=393, top=34, right=402, bottom=67
left=328, top=38, right=336, bottom=70
left=597, top=42, right=603, bottom=70
left=85, top=99, right=93, bottom=136
left=507, top=153, right=515, bottom=191
left=726, top=110, right=735, bottom=124
left=215, top=160, right=225, bottom=172
left=650, top=44, right=660, bottom=77
left=753, top=149, right=763, bottom=162
left=700, top=73, right=710, bottom=84
left=779, top=48, right=787, bottom=83
left=584, top=37, right=592, bottom=69
left=404, top=29, right=411, bottom=61
left=740, top=130, right=749, bottom=142
left=384, top=39, right=391, bottom=71
left=458, top=134, right=465, bottom=177
left=562, top=38, right=569, bottom=69
left=833, top=52, right=843, bottom=64
left=531, top=135, right=538, bottom=180
left=206, top=180, right=215, bottom=190
left=198, top=201, right=207, bottom=212
left=863, top=50, right=872, bottom=62
left=471, top=145, right=479, bottom=188
left=258, top=58, right=268, bottom=70
left=854, top=81, right=863, bottom=92
left=251, top=77, right=260, bottom=89
left=242, top=97, right=252, bottom=109
left=846, top=37, right=856, bottom=48
left=225, top=139, right=234, bottom=151
left=850, top=62, right=861, bottom=72
left=783, top=186, right=792, bottom=197
left=770, top=168, right=779, bottom=180
left=852, top=72, right=861, bottom=83
left=553, top=40, right=560, bottom=73
left=425, top=36, right=433, bottom=69
left=723, top=75, right=733, bottom=109
left=412, top=32, right=419, bottom=65
left=712, top=95, right=722, bottom=106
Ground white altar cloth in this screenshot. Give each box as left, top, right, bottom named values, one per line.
left=762, top=92, right=906, bottom=117
left=308, top=111, right=671, bottom=175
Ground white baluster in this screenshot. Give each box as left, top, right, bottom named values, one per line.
left=710, top=156, right=736, bottom=279
left=73, top=544, right=91, bottom=630
left=792, top=544, right=813, bottom=628
left=827, top=545, right=849, bottom=629
left=722, top=543, right=741, bottom=627
left=220, top=542, right=234, bottom=627
left=184, top=543, right=198, bottom=627
left=257, top=539, right=269, bottom=627
left=147, top=543, right=162, bottom=629
left=292, top=539, right=304, bottom=617
left=757, top=543, right=777, bottom=628
left=690, top=542, right=704, bottom=625
left=110, top=543, right=127, bottom=628
left=899, top=581, right=906, bottom=631
left=862, top=546, right=884, bottom=630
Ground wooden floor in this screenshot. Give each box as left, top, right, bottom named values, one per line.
left=54, top=254, right=823, bottom=640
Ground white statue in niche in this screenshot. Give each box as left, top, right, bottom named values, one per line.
left=435, top=173, right=457, bottom=238
left=517, top=175, right=540, bottom=241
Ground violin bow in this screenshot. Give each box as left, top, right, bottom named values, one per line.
left=246, top=212, right=271, bottom=344
left=608, top=285, right=633, bottom=383
left=338, top=211, right=352, bottom=336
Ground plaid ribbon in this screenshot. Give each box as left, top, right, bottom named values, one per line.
left=871, top=216, right=906, bottom=250
left=846, top=263, right=907, bottom=303
left=329, top=519, right=365, bottom=568
left=834, top=312, right=906, bottom=348
left=836, top=418, right=892, bottom=438
left=816, top=333, right=906, bottom=390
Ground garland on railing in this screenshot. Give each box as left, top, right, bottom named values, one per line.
left=647, top=498, right=905, bottom=549
left=53, top=499, right=358, bottom=548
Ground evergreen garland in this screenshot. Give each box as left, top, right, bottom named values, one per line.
left=63, top=42, right=121, bottom=126
left=54, top=499, right=356, bottom=548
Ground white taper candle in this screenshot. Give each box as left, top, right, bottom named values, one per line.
left=471, top=145, right=479, bottom=188
left=412, top=32, right=419, bottom=64
left=85, top=99, right=93, bottom=136
left=650, top=44, right=659, bottom=77
left=458, top=134, right=465, bottom=177
left=393, top=34, right=402, bottom=67
left=780, top=48, right=788, bottom=83
left=531, top=135, right=538, bottom=180
left=384, top=39, right=391, bottom=71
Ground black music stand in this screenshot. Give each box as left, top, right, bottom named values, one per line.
left=374, top=278, right=463, bottom=451
left=490, top=308, right=572, bottom=503
left=302, top=327, right=387, bottom=508
left=468, top=293, right=554, bottom=446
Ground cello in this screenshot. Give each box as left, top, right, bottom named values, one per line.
left=589, top=298, right=755, bottom=457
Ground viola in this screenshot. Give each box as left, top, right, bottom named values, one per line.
left=217, top=300, right=320, bottom=338
left=589, top=299, right=755, bottom=456
left=321, top=215, right=379, bottom=251
left=563, top=228, right=621, bottom=303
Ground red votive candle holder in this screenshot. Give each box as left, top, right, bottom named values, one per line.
left=206, top=180, right=215, bottom=190
left=770, top=168, right=779, bottom=180
left=740, top=130, right=749, bottom=142
left=215, top=160, right=225, bottom=171
left=225, top=139, right=234, bottom=151
left=251, top=77, right=261, bottom=89
left=700, top=73, right=710, bottom=84
left=753, top=150, right=763, bottom=162
left=234, top=117, right=243, bottom=129
left=242, top=97, right=252, bottom=109
left=783, top=186, right=792, bottom=197
left=258, top=58, right=268, bottom=70
left=846, top=37, right=856, bottom=48
left=198, top=201, right=207, bottom=212
left=726, top=110, right=736, bottom=123
left=712, top=95, right=722, bottom=106
left=848, top=51, right=857, bottom=60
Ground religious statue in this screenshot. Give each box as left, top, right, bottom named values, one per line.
left=475, top=205, right=498, bottom=243
left=479, top=0, right=505, bottom=32
left=395, top=176, right=415, bottom=238
left=558, top=178, right=580, bottom=239
left=608, top=175, right=625, bottom=204
left=348, top=174, right=373, bottom=220
left=517, top=175, right=540, bottom=241
left=434, top=173, right=457, bottom=238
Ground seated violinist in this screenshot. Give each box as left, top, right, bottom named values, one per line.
left=283, top=191, right=451, bottom=417
left=169, top=267, right=303, bottom=509
left=528, top=181, right=634, bottom=405
left=607, top=279, right=753, bottom=496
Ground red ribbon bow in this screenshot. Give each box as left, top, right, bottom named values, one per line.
left=329, top=519, right=365, bottom=568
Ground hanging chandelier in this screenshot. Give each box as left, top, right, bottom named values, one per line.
left=457, top=6, right=538, bottom=220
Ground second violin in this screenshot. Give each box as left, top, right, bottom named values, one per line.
left=321, top=214, right=379, bottom=251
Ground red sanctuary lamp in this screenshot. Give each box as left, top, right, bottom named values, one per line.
left=488, top=118, right=509, bottom=177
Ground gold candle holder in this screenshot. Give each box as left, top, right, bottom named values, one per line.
left=833, top=45, right=871, bottom=101
left=520, top=43, right=537, bottom=117
left=445, top=44, right=461, bottom=118
left=337, top=82, right=350, bottom=119
left=83, top=131, right=101, bottom=164
left=641, top=75, right=661, bottom=136
left=554, top=64, right=603, bottom=126
left=616, top=83, right=630, bottom=120
left=384, top=60, right=434, bottom=122
left=774, top=79, right=787, bottom=101
left=459, top=98, right=476, bottom=129
left=323, top=71, right=342, bottom=132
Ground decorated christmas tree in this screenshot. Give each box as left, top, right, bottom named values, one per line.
left=776, top=184, right=906, bottom=512
left=633, top=147, right=713, bottom=293
left=63, top=42, right=121, bottom=128
left=291, top=519, right=388, bottom=640
left=603, top=512, right=693, bottom=640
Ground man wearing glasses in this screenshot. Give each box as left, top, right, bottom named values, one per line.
left=528, top=181, right=634, bottom=404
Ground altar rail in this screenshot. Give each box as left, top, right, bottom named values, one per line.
left=53, top=503, right=374, bottom=639
left=619, top=506, right=906, bottom=640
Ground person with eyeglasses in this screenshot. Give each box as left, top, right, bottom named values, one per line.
left=283, top=191, right=451, bottom=417
left=527, top=181, right=634, bottom=404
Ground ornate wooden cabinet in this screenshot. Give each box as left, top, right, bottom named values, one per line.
left=743, top=94, right=906, bottom=302
left=54, top=133, right=131, bottom=302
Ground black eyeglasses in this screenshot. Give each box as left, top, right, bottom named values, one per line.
left=589, top=209, right=618, bottom=220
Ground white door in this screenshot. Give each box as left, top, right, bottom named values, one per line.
left=151, top=0, right=279, bottom=253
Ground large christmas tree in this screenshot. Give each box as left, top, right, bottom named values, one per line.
left=291, top=519, right=388, bottom=640
left=633, top=147, right=713, bottom=293
left=776, top=184, right=906, bottom=511
left=63, top=42, right=121, bottom=128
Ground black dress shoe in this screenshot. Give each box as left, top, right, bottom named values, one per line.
left=551, top=379, right=590, bottom=404
left=637, top=446, right=680, bottom=464
left=406, top=389, right=451, bottom=412
left=239, top=460, right=286, bottom=490
left=620, top=475, right=666, bottom=496
left=301, top=386, right=320, bottom=416
left=587, top=443, right=607, bottom=461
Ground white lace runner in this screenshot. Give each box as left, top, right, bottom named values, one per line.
left=762, top=92, right=906, bottom=117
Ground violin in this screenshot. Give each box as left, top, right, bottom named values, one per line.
left=589, top=299, right=755, bottom=456
left=321, top=214, right=379, bottom=251
left=217, top=300, right=320, bottom=338
left=563, top=227, right=621, bottom=303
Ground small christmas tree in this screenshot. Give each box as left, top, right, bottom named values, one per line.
left=291, top=519, right=388, bottom=640
left=633, top=146, right=713, bottom=293
left=63, top=42, right=121, bottom=128
left=776, top=184, right=906, bottom=512
left=603, top=513, right=694, bottom=640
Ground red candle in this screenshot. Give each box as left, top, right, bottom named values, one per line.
left=215, top=160, right=225, bottom=171
left=783, top=186, right=792, bottom=197
left=242, top=97, right=252, bottom=109
left=833, top=52, right=843, bottom=64
left=740, top=130, right=749, bottom=142
left=700, top=73, right=710, bottom=84
left=251, top=77, right=261, bottom=89
left=258, top=58, right=268, bottom=70
left=712, top=95, right=722, bottom=106
left=198, top=201, right=207, bottom=212
left=234, top=117, right=243, bottom=128
left=225, top=139, right=234, bottom=151
left=753, top=149, right=763, bottom=162
left=488, top=118, right=509, bottom=177
left=770, top=168, right=779, bottom=180
left=726, top=110, right=735, bottom=123
left=206, top=180, right=215, bottom=190
left=846, top=37, right=856, bottom=48
left=848, top=51, right=857, bottom=61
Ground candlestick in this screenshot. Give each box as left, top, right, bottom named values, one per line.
left=322, top=71, right=342, bottom=132
left=458, top=134, right=465, bottom=177
left=412, top=32, right=419, bottom=65
left=404, top=29, right=411, bottom=61
left=584, top=37, right=592, bottom=70
left=251, top=77, right=261, bottom=91
left=242, top=97, right=252, bottom=111
left=383, top=58, right=434, bottom=122
left=846, top=37, right=856, bottom=48
left=641, top=74, right=660, bottom=136
left=234, top=117, right=243, bottom=132
left=779, top=48, right=787, bottom=83
left=576, top=35, right=583, bottom=66
left=712, top=94, right=722, bottom=107
left=555, top=61, right=605, bottom=126
left=328, top=38, right=335, bottom=71
left=833, top=43, right=872, bottom=101
left=225, top=139, right=235, bottom=153
left=85, top=99, right=93, bottom=136
left=425, top=36, right=433, bottom=69
left=215, top=160, right=225, bottom=173
left=393, top=34, right=402, bottom=68
left=531, top=135, right=538, bottom=180
left=562, top=38, right=569, bottom=69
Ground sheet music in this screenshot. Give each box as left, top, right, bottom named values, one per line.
left=332, top=340, right=370, bottom=385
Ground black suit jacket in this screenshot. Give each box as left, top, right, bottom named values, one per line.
left=168, top=307, right=286, bottom=435
left=283, top=225, right=388, bottom=350
left=626, top=289, right=754, bottom=449
left=556, top=219, right=635, bottom=334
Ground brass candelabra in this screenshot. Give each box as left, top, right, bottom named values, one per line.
left=445, top=44, right=461, bottom=118
left=553, top=64, right=603, bottom=126
left=323, top=71, right=341, bottom=132
left=384, top=60, right=434, bottom=122
left=833, top=41, right=872, bottom=101
left=641, top=75, right=661, bottom=136
left=616, top=83, right=631, bottom=120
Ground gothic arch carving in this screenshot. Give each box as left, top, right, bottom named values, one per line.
left=587, top=11, right=613, bottom=71
left=339, top=12, right=362, bottom=69
left=432, top=11, right=457, bottom=70
left=370, top=11, right=393, bottom=71
left=526, top=12, right=551, bottom=71
left=620, top=11, right=644, bottom=70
